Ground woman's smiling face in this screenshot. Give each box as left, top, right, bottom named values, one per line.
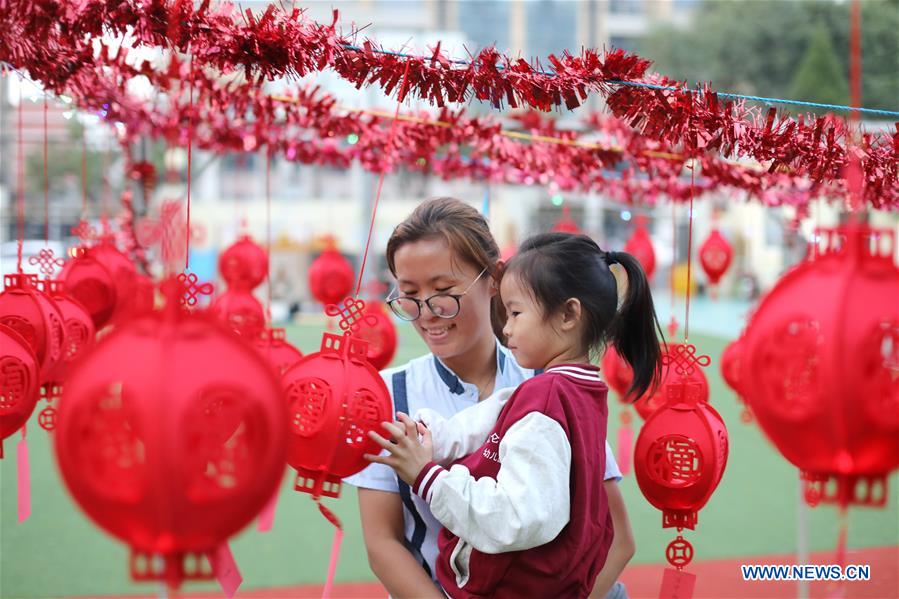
left=392, top=236, right=495, bottom=361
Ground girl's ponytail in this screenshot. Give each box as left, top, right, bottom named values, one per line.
left=605, top=250, right=664, bottom=400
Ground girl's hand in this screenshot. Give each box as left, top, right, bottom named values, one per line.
left=365, top=412, right=434, bottom=486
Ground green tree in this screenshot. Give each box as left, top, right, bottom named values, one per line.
left=789, top=21, right=849, bottom=106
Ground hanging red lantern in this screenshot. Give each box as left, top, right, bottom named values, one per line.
left=210, top=290, right=266, bottom=338
left=59, top=250, right=117, bottom=328
left=0, top=273, right=66, bottom=381
left=0, top=324, right=40, bottom=458
left=54, top=303, right=288, bottom=588
left=354, top=301, right=398, bottom=370
left=281, top=297, right=391, bottom=498
left=720, top=336, right=752, bottom=423
left=253, top=328, right=303, bottom=377
left=740, top=223, right=899, bottom=508
left=633, top=343, right=709, bottom=420
left=308, top=246, right=354, bottom=307
left=698, top=229, right=733, bottom=291
left=552, top=204, right=581, bottom=234
left=601, top=345, right=633, bottom=400
left=114, top=274, right=156, bottom=324
left=92, top=242, right=139, bottom=322
left=634, top=343, right=728, bottom=593
left=219, top=235, right=268, bottom=292
left=624, top=215, right=656, bottom=280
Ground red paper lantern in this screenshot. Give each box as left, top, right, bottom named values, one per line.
left=552, top=205, right=581, bottom=234
left=59, top=249, right=117, bottom=328
left=698, top=229, right=733, bottom=287
left=219, top=235, right=268, bottom=292
left=0, top=273, right=66, bottom=380
left=253, top=328, right=303, bottom=377
left=601, top=345, right=633, bottom=400
left=740, top=223, right=899, bottom=508
left=354, top=301, right=398, bottom=370
left=0, top=324, right=40, bottom=458
left=720, top=336, right=752, bottom=423
left=281, top=298, right=391, bottom=498
left=633, top=343, right=709, bottom=420
left=634, top=343, right=728, bottom=573
left=41, top=280, right=96, bottom=383
left=624, top=216, right=656, bottom=280
left=210, top=290, right=266, bottom=338
left=115, top=274, right=156, bottom=324
left=54, top=307, right=288, bottom=588
left=308, top=247, right=354, bottom=307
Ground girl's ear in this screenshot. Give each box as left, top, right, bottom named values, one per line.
left=559, top=298, right=582, bottom=332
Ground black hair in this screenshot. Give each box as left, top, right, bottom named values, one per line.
left=504, top=232, right=663, bottom=400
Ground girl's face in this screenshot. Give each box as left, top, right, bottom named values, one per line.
left=500, top=274, right=569, bottom=370
left=392, top=236, right=496, bottom=362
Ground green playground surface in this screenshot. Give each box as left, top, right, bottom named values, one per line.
left=1, top=321, right=897, bottom=598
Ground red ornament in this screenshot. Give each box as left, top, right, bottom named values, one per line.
left=0, top=324, right=40, bottom=458
left=0, top=273, right=66, bottom=381
left=720, top=336, right=752, bottom=423
left=308, top=247, right=354, bottom=307
left=210, top=290, right=266, bottom=338
left=40, top=280, right=96, bottom=384
left=354, top=301, right=398, bottom=370
left=601, top=345, right=633, bottom=400
left=54, top=308, right=288, bottom=588
left=624, top=216, right=656, bottom=280
left=740, top=223, right=899, bottom=508
left=552, top=205, right=581, bottom=234
left=281, top=297, right=391, bottom=498
left=115, top=274, right=156, bottom=324
left=633, top=343, right=710, bottom=420
left=698, top=229, right=733, bottom=288
left=92, top=242, right=140, bottom=324
left=219, top=235, right=268, bottom=292
left=634, top=343, right=728, bottom=573
left=59, top=250, right=117, bottom=328
left=253, top=328, right=303, bottom=377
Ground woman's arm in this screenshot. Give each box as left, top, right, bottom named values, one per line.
left=357, top=488, right=444, bottom=599
left=588, top=481, right=636, bottom=598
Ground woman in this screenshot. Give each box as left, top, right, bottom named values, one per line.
left=344, top=197, right=635, bottom=598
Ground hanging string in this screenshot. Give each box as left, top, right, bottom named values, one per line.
left=684, top=161, right=696, bottom=343
left=43, top=97, right=49, bottom=244
left=668, top=200, right=677, bottom=339
left=265, top=151, right=272, bottom=323
left=185, top=47, right=194, bottom=271
left=353, top=60, right=412, bottom=298
left=16, top=84, right=25, bottom=272
left=81, top=124, right=88, bottom=216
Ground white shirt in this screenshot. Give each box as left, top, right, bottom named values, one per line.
left=344, top=343, right=622, bottom=580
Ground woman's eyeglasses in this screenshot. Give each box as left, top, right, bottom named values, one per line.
left=386, top=267, right=488, bottom=322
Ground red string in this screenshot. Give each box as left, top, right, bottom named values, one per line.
left=81, top=126, right=87, bottom=216
left=849, top=0, right=862, bottom=121
left=354, top=61, right=412, bottom=297
left=43, top=98, right=49, bottom=243
left=668, top=200, right=677, bottom=338
left=16, top=85, right=24, bottom=273
left=684, top=162, right=696, bottom=343
left=265, top=151, right=272, bottom=323
left=185, top=50, right=194, bottom=271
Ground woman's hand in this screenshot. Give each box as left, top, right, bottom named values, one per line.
left=365, top=412, right=434, bottom=486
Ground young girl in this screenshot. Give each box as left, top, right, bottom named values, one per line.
left=368, top=231, right=662, bottom=598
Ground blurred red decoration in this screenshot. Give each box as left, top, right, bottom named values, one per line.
left=740, top=223, right=899, bottom=508
left=634, top=343, right=728, bottom=575
left=698, top=229, right=733, bottom=289
left=354, top=301, right=398, bottom=370
left=0, top=324, right=40, bottom=458
left=92, top=242, right=140, bottom=322
left=219, top=235, right=268, bottom=292
left=0, top=273, right=66, bottom=380
left=624, top=216, right=656, bottom=280
left=59, top=251, right=117, bottom=328
left=41, top=280, right=96, bottom=383
left=210, top=290, right=266, bottom=338
left=552, top=205, right=581, bottom=234
left=634, top=343, right=710, bottom=420
left=115, top=274, right=156, bottom=324
left=28, top=248, right=65, bottom=278
left=601, top=345, right=633, bottom=400
left=54, top=306, right=287, bottom=588
left=281, top=297, right=391, bottom=498
left=720, top=335, right=752, bottom=423
left=500, top=242, right=517, bottom=263
left=253, top=328, right=303, bottom=377
left=308, top=246, right=354, bottom=307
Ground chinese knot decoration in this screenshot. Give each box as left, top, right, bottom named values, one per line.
left=698, top=228, right=733, bottom=295
left=633, top=343, right=728, bottom=597
left=54, top=301, right=288, bottom=589
left=739, top=222, right=899, bottom=509
left=280, top=297, right=391, bottom=499
left=633, top=343, right=710, bottom=420
left=624, top=216, right=656, bottom=281
left=0, top=323, right=40, bottom=458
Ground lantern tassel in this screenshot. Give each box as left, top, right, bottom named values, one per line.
left=616, top=411, right=632, bottom=476
left=315, top=498, right=344, bottom=599
left=17, top=426, right=31, bottom=523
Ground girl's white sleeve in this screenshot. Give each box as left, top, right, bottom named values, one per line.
left=411, top=411, right=571, bottom=554
left=413, top=386, right=517, bottom=464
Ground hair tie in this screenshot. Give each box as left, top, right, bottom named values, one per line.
left=604, top=251, right=618, bottom=266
